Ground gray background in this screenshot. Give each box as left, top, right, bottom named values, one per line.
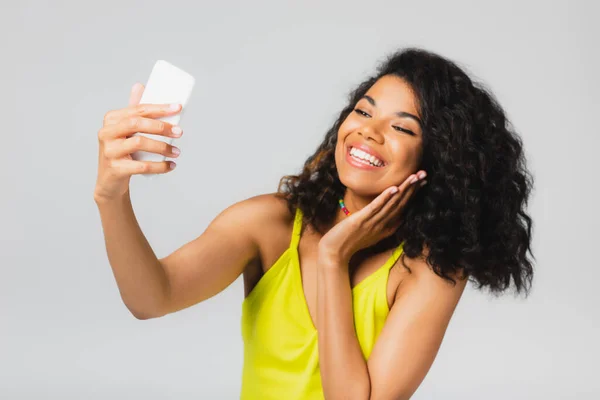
left=2, top=0, right=599, bottom=398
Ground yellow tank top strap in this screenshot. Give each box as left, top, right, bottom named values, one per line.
left=289, top=207, right=304, bottom=249
left=289, top=206, right=403, bottom=268
left=385, top=241, right=405, bottom=270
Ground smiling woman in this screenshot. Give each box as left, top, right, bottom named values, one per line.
left=335, top=76, right=425, bottom=198
left=268, top=47, right=534, bottom=398
left=279, top=48, right=533, bottom=295
left=95, top=47, right=534, bottom=400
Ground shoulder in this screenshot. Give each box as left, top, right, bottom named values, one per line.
left=229, top=193, right=298, bottom=275
left=227, top=192, right=295, bottom=241
left=237, top=192, right=294, bottom=223
left=395, top=247, right=468, bottom=302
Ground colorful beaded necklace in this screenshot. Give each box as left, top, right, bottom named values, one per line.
left=338, top=198, right=351, bottom=216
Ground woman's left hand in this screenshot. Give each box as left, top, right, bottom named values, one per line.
left=318, top=170, right=427, bottom=265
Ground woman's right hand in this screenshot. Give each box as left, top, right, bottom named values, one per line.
left=94, top=83, right=184, bottom=203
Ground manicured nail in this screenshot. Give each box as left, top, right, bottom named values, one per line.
left=170, top=103, right=181, bottom=110
left=172, top=126, right=182, bottom=136
left=418, top=171, right=427, bottom=179
left=390, top=187, right=399, bottom=194
left=409, top=175, right=418, bottom=184
left=169, top=161, right=177, bottom=169
left=171, top=146, right=180, bottom=156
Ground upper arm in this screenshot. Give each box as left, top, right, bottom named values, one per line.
left=367, top=257, right=467, bottom=400
left=154, top=194, right=280, bottom=317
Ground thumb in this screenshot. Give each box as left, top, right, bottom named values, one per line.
left=128, top=82, right=145, bottom=106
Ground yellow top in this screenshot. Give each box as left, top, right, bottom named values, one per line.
left=240, top=207, right=404, bottom=399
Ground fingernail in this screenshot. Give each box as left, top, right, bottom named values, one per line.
left=171, top=146, right=180, bottom=156
left=390, top=187, right=399, bottom=194
left=170, top=103, right=181, bottom=110
left=418, top=171, right=427, bottom=179
left=410, top=175, right=418, bottom=184
left=172, top=126, right=182, bottom=136
left=169, top=161, right=177, bottom=169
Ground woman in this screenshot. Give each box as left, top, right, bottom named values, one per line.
left=94, top=48, right=534, bottom=399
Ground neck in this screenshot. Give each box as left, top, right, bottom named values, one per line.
left=330, top=189, right=401, bottom=262
left=331, top=189, right=377, bottom=227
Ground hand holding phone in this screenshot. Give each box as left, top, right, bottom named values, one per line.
left=94, top=61, right=195, bottom=202
left=131, top=60, right=195, bottom=166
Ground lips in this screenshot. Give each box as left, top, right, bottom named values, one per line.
left=345, top=147, right=385, bottom=170
left=347, top=143, right=386, bottom=164
left=346, top=142, right=387, bottom=166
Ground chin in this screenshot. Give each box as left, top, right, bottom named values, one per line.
left=335, top=155, right=388, bottom=198
left=338, top=173, right=386, bottom=198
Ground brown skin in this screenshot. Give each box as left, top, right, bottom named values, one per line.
left=310, top=75, right=466, bottom=399
left=96, top=78, right=465, bottom=399
left=147, top=76, right=431, bottom=318
left=95, top=83, right=183, bottom=201
left=334, top=74, right=424, bottom=216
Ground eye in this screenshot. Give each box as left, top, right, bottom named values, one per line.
left=393, top=126, right=415, bottom=136
left=354, top=108, right=370, bottom=118
left=355, top=108, right=416, bottom=136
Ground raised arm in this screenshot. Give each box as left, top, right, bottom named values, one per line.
left=96, top=193, right=271, bottom=320
left=95, top=83, right=272, bottom=320
left=151, top=195, right=272, bottom=318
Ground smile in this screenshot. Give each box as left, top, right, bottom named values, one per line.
left=346, top=146, right=386, bottom=170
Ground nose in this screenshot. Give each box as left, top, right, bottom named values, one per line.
left=358, top=120, right=384, bottom=144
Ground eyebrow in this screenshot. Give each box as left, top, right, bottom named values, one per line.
left=361, top=95, right=422, bottom=126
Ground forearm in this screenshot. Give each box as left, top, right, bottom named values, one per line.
left=94, top=192, right=169, bottom=319
left=317, top=256, right=371, bottom=399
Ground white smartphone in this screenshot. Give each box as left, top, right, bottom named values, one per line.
left=131, top=60, right=195, bottom=169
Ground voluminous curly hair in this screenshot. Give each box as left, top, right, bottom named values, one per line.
left=276, top=47, right=535, bottom=296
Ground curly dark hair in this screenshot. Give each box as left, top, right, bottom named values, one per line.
left=276, top=47, right=535, bottom=296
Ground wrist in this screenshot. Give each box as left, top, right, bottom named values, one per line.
left=94, top=188, right=131, bottom=206
left=317, top=246, right=350, bottom=268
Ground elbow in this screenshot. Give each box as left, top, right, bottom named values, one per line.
left=126, top=302, right=164, bottom=320
left=123, top=290, right=170, bottom=320
left=132, top=311, right=156, bottom=320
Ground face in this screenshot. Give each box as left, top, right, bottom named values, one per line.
left=335, top=75, right=424, bottom=197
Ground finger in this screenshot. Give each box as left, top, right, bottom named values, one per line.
left=356, top=186, right=400, bottom=220
left=105, top=135, right=181, bottom=159
left=373, top=173, right=425, bottom=225
left=395, top=173, right=427, bottom=210
left=103, top=102, right=182, bottom=126
left=371, top=183, right=411, bottom=226
left=109, top=158, right=176, bottom=176
left=128, top=82, right=145, bottom=106
left=362, top=172, right=419, bottom=222
left=99, top=115, right=182, bottom=141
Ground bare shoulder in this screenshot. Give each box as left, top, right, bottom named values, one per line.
left=235, top=192, right=293, bottom=225
left=151, top=193, right=294, bottom=317
left=231, top=192, right=295, bottom=246
left=235, top=193, right=296, bottom=291
left=395, top=248, right=468, bottom=302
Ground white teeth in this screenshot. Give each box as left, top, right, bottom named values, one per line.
left=349, top=147, right=384, bottom=167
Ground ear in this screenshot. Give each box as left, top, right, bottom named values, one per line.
left=128, top=82, right=145, bottom=106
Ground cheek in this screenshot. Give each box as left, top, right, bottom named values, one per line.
left=335, top=124, right=351, bottom=154
left=387, top=141, right=423, bottom=174
left=338, top=112, right=363, bottom=132
left=334, top=136, right=346, bottom=168
left=340, top=117, right=360, bottom=133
